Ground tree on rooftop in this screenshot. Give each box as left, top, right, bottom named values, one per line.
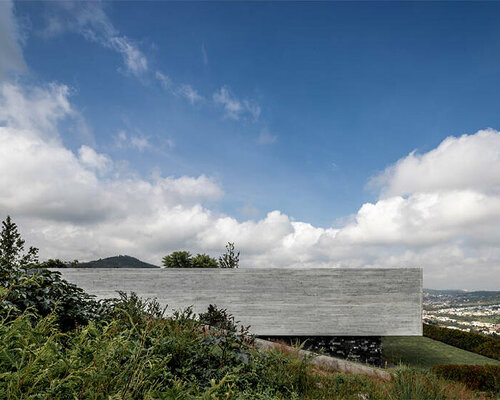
left=192, top=253, right=218, bottom=268
left=218, top=242, right=239, bottom=269
left=162, top=251, right=192, bottom=268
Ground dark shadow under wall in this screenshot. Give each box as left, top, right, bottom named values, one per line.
left=261, top=336, right=383, bottom=367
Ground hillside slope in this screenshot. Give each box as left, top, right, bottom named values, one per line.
left=382, top=336, right=500, bottom=369
left=78, top=255, right=160, bottom=268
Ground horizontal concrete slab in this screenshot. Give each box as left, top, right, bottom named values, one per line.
left=56, top=268, right=422, bottom=336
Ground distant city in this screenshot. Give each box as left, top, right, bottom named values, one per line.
left=423, top=289, right=500, bottom=337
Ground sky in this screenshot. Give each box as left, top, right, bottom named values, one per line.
left=1, top=1, right=500, bottom=289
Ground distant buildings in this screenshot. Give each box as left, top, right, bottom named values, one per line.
left=423, top=304, right=500, bottom=336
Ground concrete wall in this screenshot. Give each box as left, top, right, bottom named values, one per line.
left=56, top=268, right=422, bottom=336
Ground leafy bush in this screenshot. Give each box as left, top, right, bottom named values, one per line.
left=162, top=251, right=220, bottom=269
left=0, top=293, right=317, bottom=399
left=40, top=258, right=68, bottom=268
left=162, top=250, right=193, bottom=268
left=192, top=253, right=218, bottom=268
left=0, top=294, right=482, bottom=400
left=0, top=216, right=487, bottom=399
left=432, top=364, right=500, bottom=392
left=199, top=304, right=249, bottom=333
left=1, top=268, right=103, bottom=331
left=162, top=242, right=239, bottom=268
left=424, top=323, right=500, bottom=361
left=0, top=215, right=103, bottom=331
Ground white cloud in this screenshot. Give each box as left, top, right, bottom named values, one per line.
left=0, top=0, right=26, bottom=78
left=155, top=70, right=203, bottom=105
left=109, top=36, right=148, bottom=76
left=155, top=71, right=171, bottom=90
left=0, top=83, right=72, bottom=138
left=257, top=128, right=277, bottom=145
left=0, top=82, right=221, bottom=224
left=213, top=86, right=261, bottom=121
left=1, top=82, right=500, bottom=289
left=130, top=136, right=151, bottom=151
left=78, top=145, right=112, bottom=172
left=370, top=129, right=500, bottom=198
left=40, top=1, right=148, bottom=77
left=115, top=131, right=152, bottom=152
left=177, top=84, right=203, bottom=104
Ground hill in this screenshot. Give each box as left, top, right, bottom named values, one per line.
left=382, top=336, right=500, bottom=369
left=77, top=255, right=160, bottom=269
left=424, top=288, right=500, bottom=303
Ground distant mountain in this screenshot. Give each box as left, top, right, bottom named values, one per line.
left=424, top=288, right=500, bottom=297
left=424, top=289, right=466, bottom=295
left=423, top=288, right=500, bottom=309
left=77, top=255, right=160, bottom=269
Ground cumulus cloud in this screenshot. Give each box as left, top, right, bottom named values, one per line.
left=213, top=86, right=261, bottom=121
left=0, top=83, right=72, bottom=137
left=0, top=82, right=222, bottom=228
left=0, top=0, right=26, bottom=78
left=370, top=129, right=500, bottom=198
left=78, top=145, right=112, bottom=172
left=1, top=81, right=500, bottom=289
left=40, top=1, right=147, bottom=76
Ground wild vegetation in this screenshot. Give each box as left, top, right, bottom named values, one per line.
left=0, top=292, right=490, bottom=399
left=432, top=365, right=500, bottom=393
left=0, top=215, right=495, bottom=399
left=162, top=242, right=240, bottom=269
left=424, top=324, right=500, bottom=361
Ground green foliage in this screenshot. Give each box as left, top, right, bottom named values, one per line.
left=218, top=242, right=239, bottom=269
left=424, top=323, right=500, bottom=361
left=0, top=215, right=38, bottom=273
left=162, top=251, right=219, bottom=268
left=40, top=258, right=67, bottom=268
left=0, top=293, right=310, bottom=399
left=389, top=366, right=475, bottom=400
left=0, top=219, right=487, bottom=399
left=162, top=243, right=240, bottom=269
left=432, top=364, right=500, bottom=392
left=199, top=304, right=244, bottom=332
left=0, top=288, right=483, bottom=399
left=192, top=253, right=218, bottom=269
left=3, top=269, right=103, bottom=331
left=162, top=251, right=193, bottom=268
left=0, top=215, right=102, bottom=331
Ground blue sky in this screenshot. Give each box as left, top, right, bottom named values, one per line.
left=2, top=1, right=500, bottom=289
left=16, top=1, right=500, bottom=225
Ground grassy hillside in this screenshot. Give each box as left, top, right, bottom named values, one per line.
left=382, top=336, right=500, bottom=370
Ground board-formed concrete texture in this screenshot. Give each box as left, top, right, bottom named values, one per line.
left=56, top=268, right=422, bottom=336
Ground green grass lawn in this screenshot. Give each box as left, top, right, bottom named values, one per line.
left=382, top=336, right=500, bottom=370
